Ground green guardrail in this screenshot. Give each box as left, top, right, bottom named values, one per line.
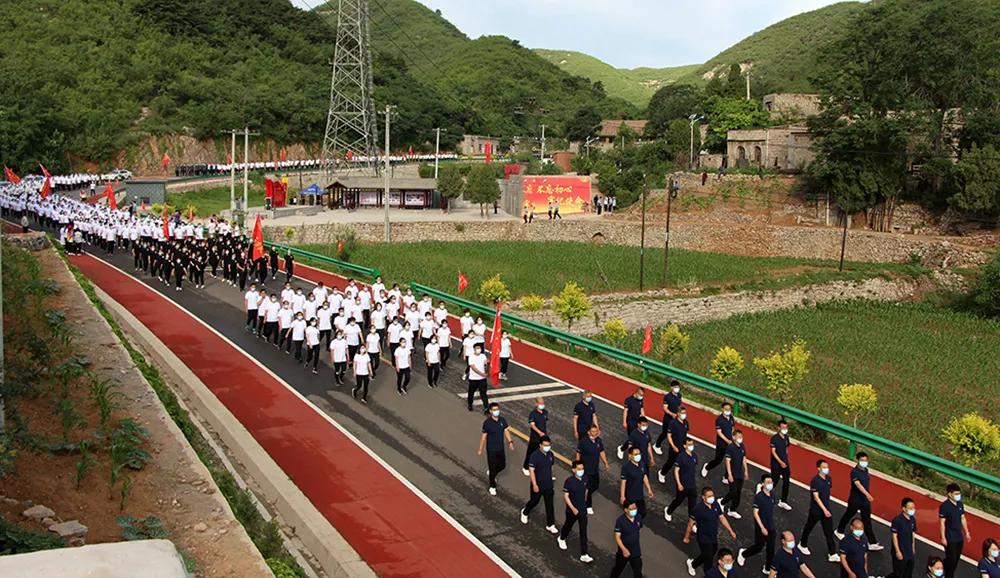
left=411, top=282, right=1000, bottom=495
left=262, top=241, right=380, bottom=280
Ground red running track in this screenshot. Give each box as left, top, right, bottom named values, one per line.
left=291, top=260, right=999, bottom=561
left=72, top=254, right=511, bottom=578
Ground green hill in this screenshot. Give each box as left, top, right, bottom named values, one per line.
left=678, top=1, right=867, bottom=92
left=534, top=49, right=699, bottom=107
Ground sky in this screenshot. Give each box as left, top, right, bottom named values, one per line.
left=291, top=0, right=857, bottom=69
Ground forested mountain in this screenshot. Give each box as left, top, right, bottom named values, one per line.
left=0, top=0, right=632, bottom=173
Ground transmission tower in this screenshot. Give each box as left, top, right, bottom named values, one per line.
left=322, top=0, right=379, bottom=177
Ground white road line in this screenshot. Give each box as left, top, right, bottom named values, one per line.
left=472, top=382, right=569, bottom=395
left=80, top=255, right=521, bottom=577
left=464, top=389, right=580, bottom=406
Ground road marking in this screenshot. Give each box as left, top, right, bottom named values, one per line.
left=507, top=427, right=573, bottom=468
left=480, top=382, right=570, bottom=395
left=461, top=389, right=579, bottom=406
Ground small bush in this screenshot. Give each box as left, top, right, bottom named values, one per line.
left=967, top=249, right=1000, bottom=318
left=601, top=319, right=629, bottom=346
left=478, top=274, right=511, bottom=305
left=709, top=346, right=744, bottom=383
left=753, top=339, right=811, bottom=401
left=837, top=383, right=878, bottom=428
left=942, top=413, right=1000, bottom=468
left=552, top=282, right=592, bottom=331
left=656, top=324, right=690, bottom=363
left=267, top=558, right=302, bottom=578
left=520, top=294, right=545, bottom=311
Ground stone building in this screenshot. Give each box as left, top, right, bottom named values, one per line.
left=726, top=124, right=815, bottom=171
left=460, top=135, right=501, bottom=157
left=762, top=93, right=822, bottom=120
left=597, top=120, right=649, bottom=150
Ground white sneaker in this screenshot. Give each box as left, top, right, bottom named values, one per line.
left=586, top=507, right=594, bottom=515
left=546, top=525, right=559, bottom=535
left=557, top=537, right=567, bottom=550
left=488, top=487, right=497, bottom=496
left=522, top=468, right=530, bottom=476
left=617, top=447, right=624, bottom=460
left=761, top=566, right=770, bottom=575
left=726, top=510, right=742, bottom=519
left=798, top=545, right=811, bottom=555
left=737, top=548, right=746, bottom=567
left=664, top=508, right=672, bottom=522
left=868, top=543, right=884, bottom=551
left=827, top=554, right=840, bottom=563
left=686, top=559, right=696, bottom=576
left=520, top=509, right=528, bottom=524
left=653, top=444, right=663, bottom=456
left=701, top=464, right=708, bottom=478
left=834, top=530, right=845, bottom=540
left=777, top=501, right=792, bottom=511
left=657, top=471, right=666, bottom=484
left=580, top=554, right=594, bottom=564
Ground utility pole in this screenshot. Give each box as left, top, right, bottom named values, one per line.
left=223, top=128, right=257, bottom=227
left=0, top=233, right=5, bottom=434
left=689, top=114, right=703, bottom=171
left=433, top=128, right=444, bottom=179
left=228, top=130, right=236, bottom=216
left=540, top=124, right=547, bottom=161
left=839, top=210, right=850, bottom=272
left=745, top=70, right=751, bottom=101
left=663, top=178, right=679, bottom=287
left=243, top=127, right=250, bottom=228
left=383, top=105, right=396, bottom=243
left=639, top=178, right=647, bottom=292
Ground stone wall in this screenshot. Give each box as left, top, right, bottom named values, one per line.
left=2, top=231, right=49, bottom=251
left=264, top=218, right=990, bottom=268
left=512, top=277, right=921, bottom=336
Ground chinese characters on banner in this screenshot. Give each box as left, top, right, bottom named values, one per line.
left=521, top=176, right=592, bottom=215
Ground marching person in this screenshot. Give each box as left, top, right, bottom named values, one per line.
left=653, top=379, right=683, bottom=455
left=836, top=452, right=882, bottom=551
left=498, top=330, right=512, bottom=380
left=610, top=502, right=644, bottom=578
left=939, top=483, right=970, bottom=578
left=770, top=530, right=819, bottom=578
left=706, top=549, right=738, bottom=578
left=244, top=283, right=260, bottom=332
left=387, top=315, right=403, bottom=365
left=329, top=330, right=349, bottom=386
left=522, top=397, right=549, bottom=475
left=575, top=423, right=609, bottom=515
left=394, top=337, right=412, bottom=394
left=703, top=402, right=737, bottom=483
left=467, top=343, right=489, bottom=413
left=304, top=318, right=321, bottom=374
left=262, top=294, right=280, bottom=344
left=365, top=325, right=381, bottom=378
left=424, top=334, right=440, bottom=387
left=658, top=405, right=691, bottom=483
left=620, top=446, right=654, bottom=520
left=520, top=436, right=558, bottom=535
left=770, top=420, right=794, bottom=511
left=436, top=319, right=451, bottom=370
left=720, top=429, right=749, bottom=519
left=889, top=498, right=918, bottom=578
left=980, top=539, right=1000, bottom=578
left=628, top=417, right=655, bottom=476
left=664, top=436, right=699, bottom=522
left=799, top=460, right=840, bottom=563
left=573, top=390, right=599, bottom=441
left=617, top=388, right=646, bottom=460
left=351, top=344, right=371, bottom=403
left=289, top=312, right=307, bottom=362
left=478, top=402, right=515, bottom=496
left=557, top=460, right=593, bottom=564
left=685, top=487, right=738, bottom=576
left=738, top=474, right=778, bottom=574
left=838, top=518, right=870, bottom=578
left=284, top=249, right=294, bottom=282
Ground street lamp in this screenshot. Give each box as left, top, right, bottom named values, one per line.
left=688, top=114, right=704, bottom=171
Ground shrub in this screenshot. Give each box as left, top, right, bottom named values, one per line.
left=601, top=319, right=629, bottom=346
left=335, top=227, right=359, bottom=262
left=837, top=383, right=878, bottom=428
left=656, top=324, right=690, bottom=363
left=520, top=294, right=545, bottom=311
left=967, top=249, right=1000, bottom=318
left=942, top=413, right=1000, bottom=469
left=267, top=558, right=301, bottom=578
left=282, top=227, right=295, bottom=241
left=552, top=282, right=591, bottom=331
left=753, top=339, right=811, bottom=401
left=709, top=346, right=744, bottom=383
left=478, top=274, right=511, bottom=305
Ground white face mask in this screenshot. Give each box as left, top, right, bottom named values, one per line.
left=537, top=404, right=545, bottom=411
left=672, top=387, right=680, bottom=394
left=631, top=454, right=642, bottom=463
left=780, top=428, right=789, bottom=436
left=491, top=410, right=500, bottom=417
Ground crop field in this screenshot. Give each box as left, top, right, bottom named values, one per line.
left=166, top=183, right=265, bottom=218
left=297, top=240, right=921, bottom=298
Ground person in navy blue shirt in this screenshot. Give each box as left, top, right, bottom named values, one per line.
left=770, top=530, right=819, bottom=578
left=628, top=417, right=656, bottom=474
left=799, top=460, right=838, bottom=562
left=720, top=429, right=749, bottom=519
left=838, top=518, right=869, bottom=578
left=575, top=423, right=610, bottom=514
left=769, top=420, right=793, bottom=511
left=739, top=474, right=777, bottom=574
left=890, top=497, right=918, bottom=578
left=620, top=447, right=654, bottom=520
left=939, top=483, right=970, bottom=578
left=654, top=379, right=683, bottom=455
left=572, top=390, right=599, bottom=441
left=657, top=406, right=690, bottom=482
left=617, top=388, right=646, bottom=460
left=610, top=502, right=644, bottom=577
left=685, top=487, right=738, bottom=575
left=477, top=402, right=514, bottom=496
left=520, top=436, right=558, bottom=533
left=557, top=460, right=593, bottom=564
left=522, top=396, right=549, bottom=474
left=665, top=438, right=699, bottom=522
left=703, top=401, right=737, bottom=481
left=706, top=548, right=739, bottom=578
left=836, top=452, right=882, bottom=551
left=926, top=556, right=946, bottom=578
left=980, top=538, right=1000, bottom=578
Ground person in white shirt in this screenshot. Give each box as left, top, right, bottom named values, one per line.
left=370, top=302, right=387, bottom=346
left=344, top=318, right=363, bottom=360
left=303, top=293, right=318, bottom=322
left=472, top=317, right=487, bottom=346
left=359, top=289, right=372, bottom=326
left=417, top=295, right=433, bottom=317
left=419, top=312, right=436, bottom=347
left=244, top=284, right=260, bottom=332
left=291, top=288, right=306, bottom=315
left=371, top=276, right=386, bottom=302
left=434, top=302, right=449, bottom=325
left=436, top=321, right=452, bottom=369
left=352, top=346, right=372, bottom=403
left=278, top=302, right=294, bottom=352
left=305, top=318, right=321, bottom=374
left=312, top=282, right=329, bottom=305
left=280, top=283, right=295, bottom=306
left=351, top=296, right=365, bottom=325
left=386, top=296, right=400, bottom=323
left=462, top=331, right=476, bottom=380
left=317, top=302, right=334, bottom=348
left=365, top=325, right=381, bottom=378
left=404, top=304, right=421, bottom=345
left=327, top=290, right=343, bottom=314
left=394, top=338, right=412, bottom=394
left=343, top=295, right=358, bottom=324
left=499, top=331, right=513, bottom=381
left=425, top=339, right=441, bottom=388
left=329, top=331, right=349, bottom=385
left=255, top=289, right=269, bottom=337
left=387, top=317, right=403, bottom=364
left=466, top=343, right=490, bottom=413
left=460, top=311, right=474, bottom=338
left=263, top=295, right=281, bottom=345
left=288, top=313, right=307, bottom=361
left=402, top=288, right=415, bottom=309
left=333, top=307, right=348, bottom=335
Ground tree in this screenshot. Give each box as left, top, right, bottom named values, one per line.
left=966, top=249, right=1000, bottom=318
left=703, top=96, right=770, bottom=152
left=600, top=319, right=628, bottom=346
left=942, top=413, right=1000, bottom=470
left=752, top=339, right=810, bottom=401
left=951, top=144, right=1000, bottom=217
left=552, top=282, right=591, bottom=331
left=646, top=84, right=700, bottom=137
left=565, top=108, right=602, bottom=142
left=464, top=164, right=501, bottom=218
left=836, top=384, right=878, bottom=428
left=656, top=324, right=690, bottom=364
left=436, top=164, right=465, bottom=213
left=477, top=274, right=510, bottom=305
left=709, top=346, right=744, bottom=383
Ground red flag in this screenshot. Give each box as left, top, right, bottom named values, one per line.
left=5, top=166, right=21, bottom=184
left=140, top=200, right=147, bottom=212
left=458, top=271, right=469, bottom=295
left=251, top=214, right=265, bottom=261
left=39, top=164, right=51, bottom=179
left=489, top=302, right=503, bottom=386
left=336, top=239, right=344, bottom=255
left=226, top=152, right=233, bottom=164
left=273, top=157, right=278, bottom=171
left=106, top=183, right=118, bottom=210
left=641, top=323, right=653, bottom=354
left=39, top=176, right=51, bottom=199
left=346, top=150, right=354, bottom=161
left=280, top=147, right=287, bottom=162
left=162, top=206, right=170, bottom=239
left=188, top=206, right=194, bottom=221
left=408, top=145, right=414, bottom=157
left=485, top=142, right=492, bottom=164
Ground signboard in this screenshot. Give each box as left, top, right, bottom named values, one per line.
left=388, top=192, right=402, bottom=206
left=404, top=192, right=425, bottom=207
left=521, top=176, right=591, bottom=215
left=359, top=191, right=380, bottom=206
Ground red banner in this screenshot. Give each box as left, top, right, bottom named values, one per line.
left=489, top=302, right=503, bottom=387
left=521, top=176, right=591, bottom=215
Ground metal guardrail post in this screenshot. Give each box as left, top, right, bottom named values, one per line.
left=848, top=441, right=858, bottom=461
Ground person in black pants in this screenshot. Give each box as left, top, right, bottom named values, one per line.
left=770, top=420, right=793, bottom=511
left=478, top=403, right=514, bottom=496
left=939, top=483, right=969, bottom=578
left=558, top=460, right=593, bottom=563
left=738, top=474, right=777, bottom=574
left=836, top=452, right=883, bottom=551
left=284, top=249, right=295, bottom=282
left=664, top=438, right=698, bottom=522
left=522, top=398, right=548, bottom=474
left=720, top=430, right=748, bottom=518
left=610, top=502, right=643, bottom=578
left=520, top=436, right=557, bottom=533
left=657, top=407, right=690, bottom=482
left=800, top=460, right=839, bottom=562
left=466, top=343, right=489, bottom=412
left=653, top=380, right=682, bottom=455
left=269, top=246, right=279, bottom=279
left=575, top=424, right=609, bottom=515
left=888, top=497, right=917, bottom=578
left=702, top=401, right=736, bottom=481
left=684, top=487, right=737, bottom=575
left=617, top=389, right=645, bottom=459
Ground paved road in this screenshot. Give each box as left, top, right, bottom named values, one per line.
left=81, top=246, right=977, bottom=578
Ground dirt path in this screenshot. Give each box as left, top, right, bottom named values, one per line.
left=0, top=247, right=269, bottom=578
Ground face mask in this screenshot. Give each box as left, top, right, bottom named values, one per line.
left=359, top=349, right=366, bottom=354
left=858, top=460, right=868, bottom=469
left=672, top=387, right=680, bottom=394
left=852, top=529, right=864, bottom=538
left=575, top=469, right=585, bottom=478
left=639, top=425, right=648, bottom=432
left=735, top=437, right=743, bottom=445
left=765, top=482, right=774, bottom=492
left=686, top=445, right=695, bottom=453
left=933, top=570, right=944, bottom=577
left=627, top=509, right=638, bottom=518
left=537, top=404, right=545, bottom=411
left=636, top=394, right=643, bottom=401
left=632, top=454, right=642, bottom=463
left=706, top=496, right=716, bottom=505
left=952, top=494, right=962, bottom=502
left=723, top=410, right=732, bottom=417
left=820, top=467, right=830, bottom=476
left=584, top=396, right=592, bottom=404
left=541, top=446, right=551, bottom=453
left=491, top=410, right=500, bottom=417
left=780, top=428, right=789, bottom=436
left=723, top=563, right=733, bottom=571
left=679, top=413, right=687, bottom=421
left=786, top=540, right=796, bottom=550
left=905, top=508, right=915, bottom=517
left=990, top=549, right=999, bottom=559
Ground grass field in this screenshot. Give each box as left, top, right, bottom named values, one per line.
left=298, top=240, right=923, bottom=298
left=166, top=180, right=265, bottom=218
left=603, top=299, right=1000, bottom=459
